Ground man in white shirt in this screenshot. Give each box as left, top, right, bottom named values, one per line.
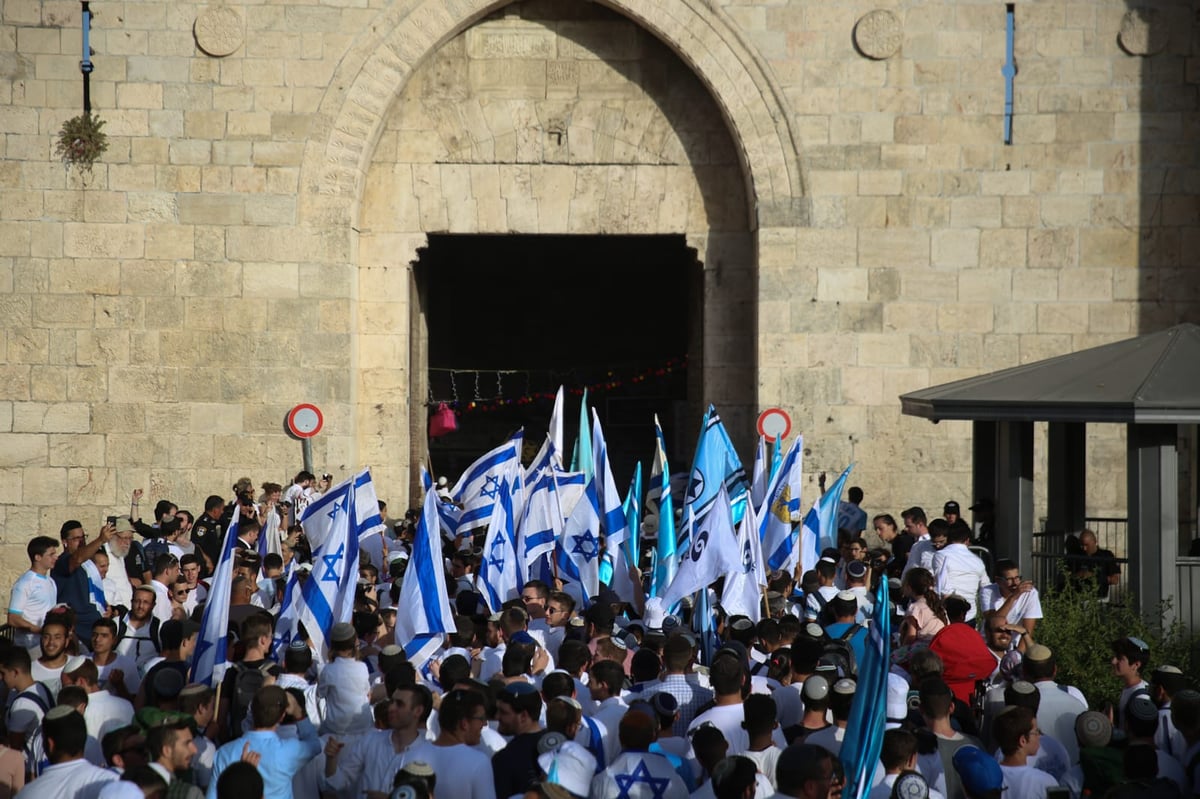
left=994, top=707, right=1061, bottom=797
left=103, top=520, right=137, bottom=610
left=978, top=559, right=1042, bottom=636
left=322, top=685, right=434, bottom=796
left=317, top=622, right=373, bottom=738
left=148, top=553, right=180, bottom=625
left=115, top=586, right=162, bottom=670
left=61, top=658, right=134, bottom=742
left=421, top=688, right=497, bottom=799
left=932, top=524, right=988, bottom=622
left=7, top=536, right=60, bottom=651
left=15, top=706, right=117, bottom=799
left=587, top=659, right=631, bottom=766
left=31, top=617, right=71, bottom=697
left=901, top=506, right=935, bottom=578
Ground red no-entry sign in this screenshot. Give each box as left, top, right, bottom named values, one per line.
left=287, top=403, right=324, bottom=438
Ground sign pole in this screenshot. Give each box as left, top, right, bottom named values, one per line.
left=302, top=438, right=313, bottom=475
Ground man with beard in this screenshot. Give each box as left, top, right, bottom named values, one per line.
left=115, top=586, right=161, bottom=670
left=102, top=517, right=142, bottom=612
left=31, top=615, right=71, bottom=697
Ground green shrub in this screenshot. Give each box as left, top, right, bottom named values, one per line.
left=1035, top=573, right=1196, bottom=709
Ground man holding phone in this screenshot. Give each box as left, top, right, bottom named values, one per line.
left=52, top=518, right=113, bottom=646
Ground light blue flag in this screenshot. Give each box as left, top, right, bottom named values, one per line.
left=750, top=435, right=769, bottom=514
left=296, top=477, right=360, bottom=659
left=760, top=435, right=805, bottom=571
left=556, top=479, right=602, bottom=604
left=769, top=435, right=783, bottom=484
left=477, top=465, right=522, bottom=612
left=622, top=461, right=643, bottom=569
left=395, top=487, right=457, bottom=670
left=648, top=415, right=677, bottom=598
left=840, top=568, right=892, bottom=799
left=192, top=505, right=240, bottom=687
left=451, top=431, right=523, bottom=536
left=592, top=409, right=636, bottom=601
left=799, top=464, right=854, bottom=576
left=520, top=442, right=565, bottom=579
left=570, top=389, right=593, bottom=477
left=681, top=405, right=747, bottom=552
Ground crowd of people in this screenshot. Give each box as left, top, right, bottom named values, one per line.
left=2, top=473, right=1197, bottom=799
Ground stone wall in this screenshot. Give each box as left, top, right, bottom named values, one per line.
left=1, top=0, right=1198, bottom=592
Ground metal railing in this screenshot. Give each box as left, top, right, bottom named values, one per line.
left=1031, top=518, right=1129, bottom=606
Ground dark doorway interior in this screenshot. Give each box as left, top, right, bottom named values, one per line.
left=416, top=234, right=699, bottom=486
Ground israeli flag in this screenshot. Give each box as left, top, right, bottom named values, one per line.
left=519, top=442, right=565, bottom=577
left=840, top=561, right=892, bottom=799
left=760, top=435, right=805, bottom=571
left=799, top=464, right=854, bottom=576
left=681, top=406, right=747, bottom=552
left=271, top=569, right=300, bottom=660
left=258, top=504, right=283, bottom=562
left=395, top=488, right=457, bottom=669
left=592, top=409, right=636, bottom=601
left=296, top=477, right=360, bottom=659
left=660, top=482, right=742, bottom=611
left=477, top=466, right=521, bottom=612
left=556, top=479, right=602, bottom=603
left=421, top=465, right=461, bottom=540
left=722, top=495, right=766, bottom=621
left=192, top=505, right=240, bottom=687
left=82, top=559, right=107, bottom=616
left=750, top=435, right=769, bottom=513
left=648, top=416, right=677, bottom=598
left=570, top=389, right=593, bottom=477
left=354, top=469, right=387, bottom=572
left=555, top=468, right=587, bottom=520
left=451, top=431, right=523, bottom=537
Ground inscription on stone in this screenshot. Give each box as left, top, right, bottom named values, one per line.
left=194, top=6, right=244, bottom=58
left=466, top=26, right=556, bottom=59
left=853, top=9, right=902, bottom=60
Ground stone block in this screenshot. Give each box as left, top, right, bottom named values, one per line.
left=816, top=268, right=868, bottom=302
left=21, top=467, right=67, bottom=505
left=1028, top=229, right=1077, bottom=269
left=858, top=229, right=929, bottom=269
left=840, top=366, right=883, bottom=405
left=1079, top=229, right=1136, bottom=268
left=949, top=197, right=1001, bottom=228
left=0, top=433, right=47, bottom=466
left=858, top=170, right=902, bottom=195
left=178, top=194, right=244, bottom=225
left=938, top=303, right=994, bottom=333
left=63, top=224, right=143, bottom=259
left=49, top=433, right=105, bottom=466
left=980, top=229, right=1027, bottom=269
left=177, top=261, right=241, bottom=297
left=48, top=258, right=121, bottom=295
left=932, top=229, right=980, bottom=268
left=1037, top=303, right=1089, bottom=334
left=189, top=403, right=243, bottom=435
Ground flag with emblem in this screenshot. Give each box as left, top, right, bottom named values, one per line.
left=451, top=431, right=523, bottom=537
left=681, top=405, right=747, bottom=553
left=556, top=479, right=602, bottom=603
left=477, top=460, right=522, bottom=612
left=660, top=482, right=741, bottom=611
left=799, top=464, right=853, bottom=576
left=648, top=415, right=677, bottom=598
left=760, top=435, right=804, bottom=571
left=721, top=493, right=766, bottom=621
left=395, top=487, right=457, bottom=669
left=292, top=475, right=360, bottom=659
left=191, top=505, right=241, bottom=687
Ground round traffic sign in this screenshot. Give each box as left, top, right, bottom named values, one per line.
left=287, top=403, right=324, bottom=438
left=756, top=407, right=791, bottom=441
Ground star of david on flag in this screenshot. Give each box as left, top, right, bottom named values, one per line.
left=451, top=431, right=523, bottom=537
left=477, top=462, right=521, bottom=613
left=557, top=478, right=601, bottom=602
left=612, top=759, right=672, bottom=799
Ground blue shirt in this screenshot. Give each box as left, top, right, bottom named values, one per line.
left=206, top=721, right=321, bottom=799
left=824, top=621, right=870, bottom=673
left=53, top=552, right=101, bottom=640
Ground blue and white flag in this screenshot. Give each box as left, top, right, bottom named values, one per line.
left=660, top=482, right=741, bottom=611
left=192, top=505, right=240, bottom=687
left=270, top=569, right=300, bottom=660
left=395, top=488, right=457, bottom=669
left=592, top=409, right=636, bottom=601
left=519, top=443, right=565, bottom=578
left=555, top=468, right=587, bottom=520
left=477, top=466, right=521, bottom=612
left=622, top=461, right=643, bottom=569
left=354, top=469, right=387, bottom=573
left=258, top=505, right=283, bottom=562
left=421, top=465, right=461, bottom=539
left=451, top=431, right=523, bottom=536
left=750, top=435, right=769, bottom=514
left=648, top=416, right=677, bottom=598
left=760, top=435, right=805, bottom=571
left=556, top=479, right=602, bottom=603
left=82, top=559, right=107, bottom=616
left=570, top=389, right=593, bottom=477
left=840, top=565, right=892, bottom=799
left=548, top=385, right=566, bottom=469
left=681, top=406, right=747, bottom=552
left=799, top=464, right=853, bottom=576
left=722, top=495, right=766, bottom=621
left=296, top=477, right=360, bottom=659
left=769, top=435, right=783, bottom=485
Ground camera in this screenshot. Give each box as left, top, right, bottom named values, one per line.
left=322, top=473, right=332, bottom=481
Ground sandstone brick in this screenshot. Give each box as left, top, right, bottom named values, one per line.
left=1079, top=229, right=1136, bottom=268
left=858, top=230, right=929, bottom=269
left=932, top=229, right=980, bottom=268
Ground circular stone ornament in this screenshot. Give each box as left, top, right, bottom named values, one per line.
left=1118, top=8, right=1168, bottom=56
left=194, top=6, right=244, bottom=58
left=854, top=9, right=903, bottom=60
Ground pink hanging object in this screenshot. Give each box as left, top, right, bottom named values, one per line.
left=429, top=403, right=458, bottom=438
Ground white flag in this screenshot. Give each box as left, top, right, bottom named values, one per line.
left=660, top=483, right=741, bottom=611
left=721, top=496, right=766, bottom=621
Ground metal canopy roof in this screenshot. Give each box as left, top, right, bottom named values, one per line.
left=900, top=323, right=1200, bottom=423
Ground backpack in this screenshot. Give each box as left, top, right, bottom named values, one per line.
left=229, top=661, right=274, bottom=736
left=143, top=537, right=170, bottom=563
left=818, top=623, right=861, bottom=678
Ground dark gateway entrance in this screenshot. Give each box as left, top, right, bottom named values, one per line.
left=416, top=234, right=701, bottom=484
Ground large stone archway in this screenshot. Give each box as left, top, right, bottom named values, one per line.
left=294, top=0, right=804, bottom=496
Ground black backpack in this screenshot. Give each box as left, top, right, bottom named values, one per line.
left=229, top=661, right=274, bottom=736
left=819, top=623, right=861, bottom=678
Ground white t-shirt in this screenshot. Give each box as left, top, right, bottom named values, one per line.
left=8, top=571, right=57, bottom=649
left=999, top=763, right=1060, bottom=797
left=420, top=742, right=496, bottom=799
left=978, top=583, right=1044, bottom=625
left=686, top=705, right=787, bottom=757
left=12, top=757, right=117, bottom=799
left=317, top=656, right=372, bottom=736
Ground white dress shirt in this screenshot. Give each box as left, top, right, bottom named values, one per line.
left=932, top=543, right=988, bottom=621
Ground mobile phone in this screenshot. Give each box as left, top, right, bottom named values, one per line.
left=106, top=515, right=117, bottom=526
